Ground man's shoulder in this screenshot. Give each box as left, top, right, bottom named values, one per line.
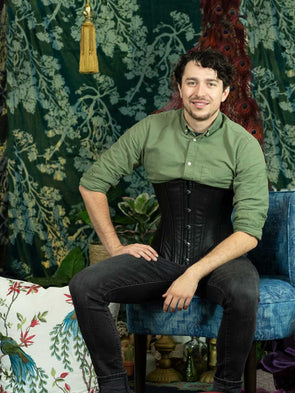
left=221, top=113, right=259, bottom=144
left=126, top=108, right=182, bottom=140
left=129, top=108, right=183, bottom=134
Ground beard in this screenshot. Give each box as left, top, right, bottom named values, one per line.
left=184, top=104, right=219, bottom=122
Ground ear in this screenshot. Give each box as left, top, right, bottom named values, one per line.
left=177, top=83, right=183, bottom=98
left=221, top=86, right=230, bottom=102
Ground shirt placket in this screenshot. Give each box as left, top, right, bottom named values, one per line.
left=183, top=135, right=202, bottom=182
left=182, top=134, right=202, bottom=264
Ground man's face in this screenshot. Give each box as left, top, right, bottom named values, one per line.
left=178, top=61, right=230, bottom=130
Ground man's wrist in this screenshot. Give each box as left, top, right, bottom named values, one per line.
left=186, top=263, right=203, bottom=282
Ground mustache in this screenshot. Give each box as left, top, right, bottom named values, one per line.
left=190, top=97, right=209, bottom=102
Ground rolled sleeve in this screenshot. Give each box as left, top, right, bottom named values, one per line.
left=232, top=137, right=269, bottom=240
left=80, top=119, right=147, bottom=194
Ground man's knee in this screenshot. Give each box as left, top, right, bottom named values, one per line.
left=68, top=270, right=82, bottom=299
left=226, top=275, right=259, bottom=315
left=69, top=266, right=104, bottom=304
left=218, top=259, right=259, bottom=310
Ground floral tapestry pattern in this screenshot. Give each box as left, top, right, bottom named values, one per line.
left=241, top=0, right=295, bottom=190
left=0, top=0, right=8, bottom=272
left=4, top=0, right=201, bottom=277
left=2, top=0, right=295, bottom=277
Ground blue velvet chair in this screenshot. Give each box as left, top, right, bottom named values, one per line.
left=126, top=191, right=295, bottom=393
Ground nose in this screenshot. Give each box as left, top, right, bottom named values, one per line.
left=193, top=82, right=206, bottom=97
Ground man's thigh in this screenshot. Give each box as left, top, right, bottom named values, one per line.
left=80, top=254, right=186, bottom=304
left=196, top=256, right=260, bottom=306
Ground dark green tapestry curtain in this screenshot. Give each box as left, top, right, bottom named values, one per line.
left=1, top=0, right=295, bottom=278
left=3, top=0, right=202, bottom=278
left=241, top=0, right=295, bottom=190
left=0, top=1, right=8, bottom=272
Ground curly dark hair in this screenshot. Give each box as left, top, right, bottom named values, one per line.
left=173, top=49, right=235, bottom=90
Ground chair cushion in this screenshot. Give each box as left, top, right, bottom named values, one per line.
left=127, top=277, right=295, bottom=340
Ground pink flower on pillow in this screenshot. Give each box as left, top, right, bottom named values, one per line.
left=30, top=317, right=39, bottom=327
left=20, top=330, right=35, bottom=347
left=64, top=293, right=73, bottom=304
left=7, top=282, right=22, bottom=295
left=25, top=284, right=41, bottom=294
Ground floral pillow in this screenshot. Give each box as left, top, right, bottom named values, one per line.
left=0, top=277, right=119, bottom=393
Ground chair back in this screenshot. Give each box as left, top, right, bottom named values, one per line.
left=248, top=191, right=295, bottom=286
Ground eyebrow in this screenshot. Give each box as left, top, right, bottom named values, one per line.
left=185, top=77, right=220, bottom=83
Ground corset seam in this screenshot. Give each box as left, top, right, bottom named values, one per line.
left=152, top=179, right=233, bottom=266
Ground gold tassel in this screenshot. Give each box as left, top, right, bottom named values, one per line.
left=79, top=1, right=99, bottom=74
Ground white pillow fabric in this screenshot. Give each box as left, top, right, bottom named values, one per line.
left=0, top=277, right=119, bottom=393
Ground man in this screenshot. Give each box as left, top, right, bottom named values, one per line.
left=69, top=49, right=269, bottom=393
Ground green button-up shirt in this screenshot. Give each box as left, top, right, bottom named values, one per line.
left=80, top=109, right=269, bottom=239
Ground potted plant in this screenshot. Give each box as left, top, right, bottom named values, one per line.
left=112, top=192, right=161, bottom=245
left=116, top=320, right=135, bottom=376
left=78, top=192, right=161, bottom=265
left=123, top=343, right=135, bottom=376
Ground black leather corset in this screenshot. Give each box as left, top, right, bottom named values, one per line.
left=151, top=179, right=234, bottom=265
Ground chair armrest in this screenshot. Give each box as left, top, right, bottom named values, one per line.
left=249, top=191, right=295, bottom=286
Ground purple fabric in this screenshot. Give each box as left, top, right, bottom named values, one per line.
left=241, top=389, right=285, bottom=393
left=260, top=338, right=295, bottom=392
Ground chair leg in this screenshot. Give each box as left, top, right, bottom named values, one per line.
left=134, top=334, right=147, bottom=393
left=244, top=341, right=257, bottom=393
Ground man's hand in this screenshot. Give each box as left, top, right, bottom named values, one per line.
left=79, top=187, right=159, bottom=261
left=162, top=231, right=259, bottom=313
left=162, top=269, right=199, bottom=312
left=112, top=243, right=158, bottom=262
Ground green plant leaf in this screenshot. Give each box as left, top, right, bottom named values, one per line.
left=54, top=247, right=85, bottom=281
left=28, top=276, right=70, bottom=288
left=112, top=215, right=133, bottom=225
left=79, top=210, right=92, bottom=225
left=118, top=201, right=136, bottom=219
left=134, top=193, right=150, bottom=214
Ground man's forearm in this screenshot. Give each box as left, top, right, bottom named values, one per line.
left=186, top=231, right=258, bottom=281
left=162, top=231, right=258, bottom=312
left=79, top=185, right=122, bottom=255
left=79, top=185, right=159, bottom=261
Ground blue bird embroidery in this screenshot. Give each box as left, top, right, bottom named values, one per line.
left=0, top=333, right=37, bottom=383
left=62, top=310, right=79, bottom=336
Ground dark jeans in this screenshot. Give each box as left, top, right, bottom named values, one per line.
left=69, top=254, right=259, bottom=393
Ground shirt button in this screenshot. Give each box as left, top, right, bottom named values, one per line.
left=193, top=138, right=197, bottom=142
left=187, top=161, right=192, bottom=166
left=186, top=208, right=192, bottom=213
left=186, top=189, right=191, bottom=195
left=186, top=224, right=191, bottom=230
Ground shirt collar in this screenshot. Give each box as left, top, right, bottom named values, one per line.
left=180, top=109, right=223, bottom=137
